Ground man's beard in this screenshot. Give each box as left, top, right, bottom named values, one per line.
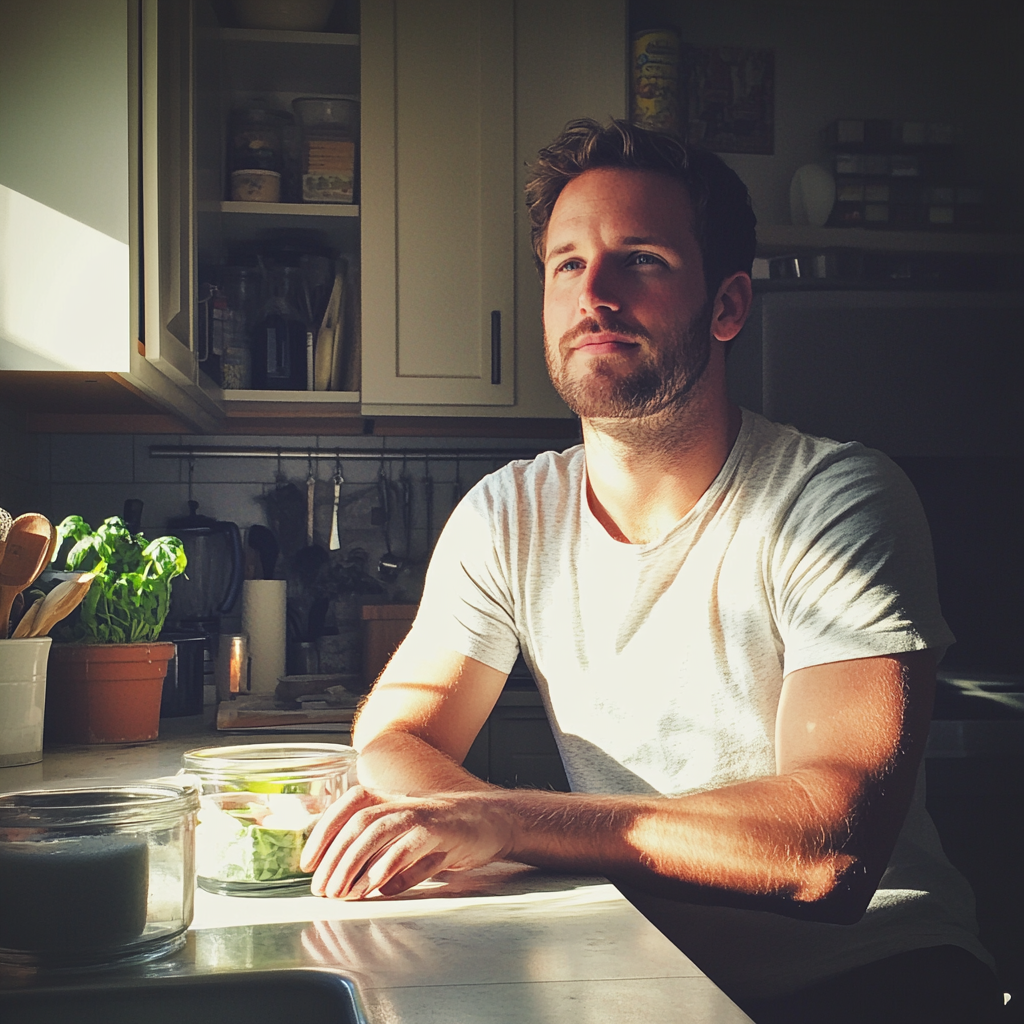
left=545, top=302, right=713, bottom=420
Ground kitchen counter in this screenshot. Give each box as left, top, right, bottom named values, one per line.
left=0, top=718, right=752, bottom=1023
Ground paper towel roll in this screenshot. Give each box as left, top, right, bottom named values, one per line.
left=241, top=580, right=287, bottom=696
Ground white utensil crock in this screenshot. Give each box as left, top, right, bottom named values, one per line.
left=0, top=637, right=52, bottom=767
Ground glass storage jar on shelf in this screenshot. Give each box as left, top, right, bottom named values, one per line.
left=180, top=742, right=356, bottom=896
left=229, top=106, right=291, bottom=203
left=208, top=266, right=259, bottom=390
left=292, top=97, right=358, bottom=204
left=0, top=780, right=199, bottom=972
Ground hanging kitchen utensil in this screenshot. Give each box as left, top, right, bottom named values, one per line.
left=451, top=453, right=463, bottom=510
left=423, top=455, right=435, bottom=555
left=122, top=498, right=144, bottom=535
left=375, top=457, right=400, bottom=580
left=306, top=457, right=316, bottom=546
left=398, top=455, right=413, bottom=564
left=329, top=460, right=344, bottom=551
left=291, top=452, right=329, bottom=585
left=0, top=514, right=54, bottom=638
left=247, top=524, right=279, bottom=580
left=262, top=457, right=306, bottom=560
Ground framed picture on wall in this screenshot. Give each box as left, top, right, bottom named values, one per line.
left=685, top=47, right=774, bottom=155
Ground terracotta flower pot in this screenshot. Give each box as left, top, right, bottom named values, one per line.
left=44, top=643, right=175, bottom=744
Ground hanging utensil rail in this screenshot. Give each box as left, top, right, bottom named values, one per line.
left=149, top=445, right=545, bottom=462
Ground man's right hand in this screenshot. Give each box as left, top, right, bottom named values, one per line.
left=300, top=784, right=516, bottom=899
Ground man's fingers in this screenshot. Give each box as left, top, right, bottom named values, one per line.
left=301, top=785, right=379, bottom=872
left=377, top=850, right=449, bottom=896
left=320, top=809, right=429, bottom=898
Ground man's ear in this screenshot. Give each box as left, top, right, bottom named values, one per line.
left=711, top=272, right=753, bottom=342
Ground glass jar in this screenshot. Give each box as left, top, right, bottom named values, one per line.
left=0, top=780, right=199, bottom=972
left=292, top=97, right=358, bottom=204
left=181, top=742, right=356, bottom=896
left=210, top=266, right=259, bottom=390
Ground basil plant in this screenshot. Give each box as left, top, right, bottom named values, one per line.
left=52, top=516, right=187, bottom=644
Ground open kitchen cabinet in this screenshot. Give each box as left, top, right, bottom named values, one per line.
left=188, top=2, right=363, bottom=419
left=0, top=0, right=628, bottom=430
left=0, top=0, right=218, bottom=429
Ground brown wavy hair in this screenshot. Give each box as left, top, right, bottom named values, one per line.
left=525, top=118, right=757, bottom=298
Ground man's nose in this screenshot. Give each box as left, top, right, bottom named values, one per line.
left=578, top=257, right=622, bottom=317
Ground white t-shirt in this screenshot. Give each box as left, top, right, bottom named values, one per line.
left=411, top=409, right=989, bottom=999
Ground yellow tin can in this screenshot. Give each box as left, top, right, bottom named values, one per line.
left=631, top=28, right=682, bottom=137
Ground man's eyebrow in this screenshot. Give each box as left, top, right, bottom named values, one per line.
left=546, top=242, right=577, bottom=260
left=546, top=235, right=671, bottom=260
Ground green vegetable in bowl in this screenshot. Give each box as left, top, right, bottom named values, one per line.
left=51, top=516, right=187, bottom=643
left=197, top=794, right=321, bottom=885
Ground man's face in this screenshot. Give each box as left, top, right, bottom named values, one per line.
left=542, top=168, right=713, bottom=420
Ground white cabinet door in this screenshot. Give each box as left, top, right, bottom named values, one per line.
left=360, top=0, right=516, bottom=408
left=0, top=0, right=133, bottom=373
left=0, top=0, right=218, bottom=429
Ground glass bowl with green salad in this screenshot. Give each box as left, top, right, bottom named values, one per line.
left=181, top=742, right=356, bottom=896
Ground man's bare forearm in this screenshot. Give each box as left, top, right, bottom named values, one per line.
left=351, top=728, right=870, bottom=913
left=355, top=728, right=494, bottom=796
left=470, top=768, right=862, bottom=908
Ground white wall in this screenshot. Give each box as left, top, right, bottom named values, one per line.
left=630, top=0, right=1023, bottom=230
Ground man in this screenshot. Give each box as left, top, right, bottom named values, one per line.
left=301, top=120, right=1002, bottom=1022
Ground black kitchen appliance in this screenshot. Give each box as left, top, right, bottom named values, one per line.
left=166, top=502, right=244, bottom=635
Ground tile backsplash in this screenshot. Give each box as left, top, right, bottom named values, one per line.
left=14, top=430, right=577, bottom=609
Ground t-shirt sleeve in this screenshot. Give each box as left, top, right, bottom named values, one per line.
left=404, top=478, right=521, bottom=675
left=770, top=448, right=955, bottom=675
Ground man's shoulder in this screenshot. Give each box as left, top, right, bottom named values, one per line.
left=741, top=410, right=916, bottom=527
left=743, top=410, right=894, bottom=488
left=476, top=444, right=586, bottom=500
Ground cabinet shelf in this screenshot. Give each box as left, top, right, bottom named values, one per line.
left=757, top=224, right=1024, bottom=255
left=218, top=28, right=359, bottom=47
left=217, top=28, right=358, bottom=95
left=201, top=201, right=359, bottom=217
left=216, top=389, right=360, bottom=404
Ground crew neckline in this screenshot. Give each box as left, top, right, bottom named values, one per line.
left=579, top=408, right=756, bottom=551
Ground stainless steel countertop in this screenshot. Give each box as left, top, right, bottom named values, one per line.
left=0, top=718, right=752, bottom=1023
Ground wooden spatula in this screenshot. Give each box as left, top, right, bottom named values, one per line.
left=10, top=596, right=43, bottom=639
left=0, top=514, right=54, bottom=638
left=14, top=572, right=97, bottom=638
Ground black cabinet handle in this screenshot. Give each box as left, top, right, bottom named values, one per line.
left=490, top=310, right=501, bottom=385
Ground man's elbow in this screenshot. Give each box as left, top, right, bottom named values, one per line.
left=784, top=855, right=877, bottom=925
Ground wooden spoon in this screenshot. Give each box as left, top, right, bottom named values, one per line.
left=0, top=514, right=54, bottom=638
left=0, top=506, right=11, bottom=580
left=10, top=596, right=43, bottom=639
left=19, top=573, right=97, bottom=638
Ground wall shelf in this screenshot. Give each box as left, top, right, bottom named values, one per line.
left=757, top=224, right=1024, bottom=255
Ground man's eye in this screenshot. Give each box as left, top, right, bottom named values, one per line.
left=629, top=252, right=664, bottom=267
left=555, top=258, right=584, bottom=273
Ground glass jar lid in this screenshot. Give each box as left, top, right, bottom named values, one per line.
left=181, top=742, right=356, bottom=784
left=0, top=780, right=199, bottom=831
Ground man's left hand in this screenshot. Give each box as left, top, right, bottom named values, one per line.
left=300, top=785, right=515, bottom=899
